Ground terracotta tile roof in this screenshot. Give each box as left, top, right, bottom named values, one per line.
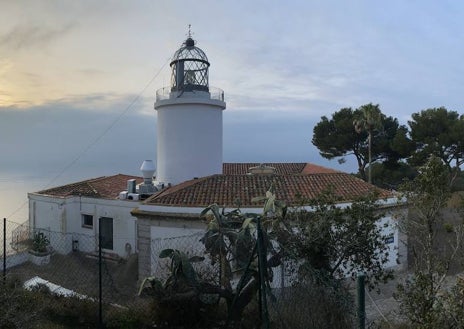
left=145, top=173, right=391, bottom=207
left=34, top=163, right=384, bottom=207
left=301, top=163, right=340, bottom=174
left=223, top=163, right=302, bottom=175
left=223, top=163, right=340, bottom=175
left=37, top=174, right=143, bottom=199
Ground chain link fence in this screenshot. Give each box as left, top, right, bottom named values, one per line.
left=1, top=218, right=142, bottom=327
left=1, top=218, right=373, bottom=328
left=147, top=229, right=359, bottom=328
left=1, top=220, right=223, bottom=327
left=150, top=231, right=217, bottom=283
left=2, top=219, right=30, bottom=272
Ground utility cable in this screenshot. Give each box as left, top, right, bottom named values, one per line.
left=6, top=57, right=171, bottom=220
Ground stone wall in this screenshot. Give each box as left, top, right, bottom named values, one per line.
left=137, top=218, right=152, bottom=281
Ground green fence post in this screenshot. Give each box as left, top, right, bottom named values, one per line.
left=3, top=218, right=6, bottom=284
left=357, top=273, right=366, bottom=329
left=98, top=218, right=103, bottom=328
left=257, top=216, right=270, bottom=329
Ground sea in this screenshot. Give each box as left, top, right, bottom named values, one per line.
left=0, top=162, right=143, bottom=227
left=0, top=172, right=45, bottom=225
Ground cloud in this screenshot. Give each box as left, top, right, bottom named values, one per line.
left=76, top=68, right=108, bottom=78
left=0, top=91, right=354, bottom=177
left=0, top=94, right=156, bottom=180
left=2, top=91, right=153, bottom=115
left=0, top=23, right=74, bottom=51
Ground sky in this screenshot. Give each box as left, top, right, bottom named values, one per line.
left=1, top=0, right=464, bottom=221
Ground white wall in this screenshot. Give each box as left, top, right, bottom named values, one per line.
left=268, top=214, right=399, bottom=289
left=150, top=225, right=205, bottom=278
left=155, top=94, right=226, bottom=185
left=28, top=193, right=138, bottom=258
left=378, top=214, right=399, bottom=269
left=151, top=225, right=203, bottom=240
left=139, top=200, right=402, bottom=286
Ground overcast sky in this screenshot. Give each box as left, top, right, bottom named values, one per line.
left=1, top=0, right=464, bottom=220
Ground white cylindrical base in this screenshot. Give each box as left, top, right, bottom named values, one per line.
left=155, top=94, right=226, bottom=185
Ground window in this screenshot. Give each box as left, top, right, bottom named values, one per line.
left=82, top=214, right=93, bottom=228
left=385, top=234, right=394, bottom=244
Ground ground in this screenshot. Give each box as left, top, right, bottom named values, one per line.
left=7, top=250, right=404, bottom=326
left=6, top=252, right=139, bottom=306
left=363, top=272, right=405, bottom=327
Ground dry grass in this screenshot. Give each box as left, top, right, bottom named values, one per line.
left=6, top=251, right=139, bottom=305
left=448, top=191, right=464, bottom=208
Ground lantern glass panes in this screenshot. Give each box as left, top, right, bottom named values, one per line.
left=170, top=38, right=210, bottom=92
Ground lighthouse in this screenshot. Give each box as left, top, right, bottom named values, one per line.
left=154, top=35, right=226, bottom=186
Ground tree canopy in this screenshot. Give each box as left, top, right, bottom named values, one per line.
left=312, top=104, right=412, bottom=181
left=408, top=107, right=464, bottom=184
left=279, top=190, right=394, bottom=290
left=354, top=104, right=383, bottom=183
left=395, top=155, right=464, bottom=327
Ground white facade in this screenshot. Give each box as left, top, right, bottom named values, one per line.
left=136, top=199, right=404, bottom=283
left=28, top=193, right=138, bottom=258
left=155, top=93, right=225, bottom=185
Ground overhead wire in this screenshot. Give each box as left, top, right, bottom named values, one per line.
left=6, top=57, right=171, bottom=220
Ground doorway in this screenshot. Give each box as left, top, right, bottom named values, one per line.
left=99, top=217, right=113, bottom=250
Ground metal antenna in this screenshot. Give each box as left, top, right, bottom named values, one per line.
left=187, top=24, right=195, bottom=39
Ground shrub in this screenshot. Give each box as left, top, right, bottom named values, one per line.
left=105, top=302, right=154, bottom=329
left=0, top=278, right=45, bottom=328
left=32, top=232, right=50, bottom=253
left=268, top=281, right=355, bottom=329
left=42, top=295, right=99, bottom=327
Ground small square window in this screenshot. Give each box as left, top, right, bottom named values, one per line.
left=82, top=214, right=93, bottom=228
left=385, top=234, right=394, bottom=244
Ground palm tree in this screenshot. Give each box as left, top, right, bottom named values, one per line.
left=353, top=103, right=383, bottom=184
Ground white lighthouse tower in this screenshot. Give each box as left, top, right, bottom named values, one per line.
left=154, top=34, right=226, bottom=186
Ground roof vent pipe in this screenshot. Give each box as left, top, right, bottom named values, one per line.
left=140, top=160, right=156, bottom=185
left=127, top=179, right=136, bottom=193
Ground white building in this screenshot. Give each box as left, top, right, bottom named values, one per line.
left=132, top=163, right=405, bottom=281
left=28, top=35, right=406, bottom=280
left=28, top=174, right=143, bottom=258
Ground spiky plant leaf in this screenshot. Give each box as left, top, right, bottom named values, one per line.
left=235, top=228, right=255, bottom=269
left=189, top=256, right=205, bottom=263
left=137, top=277, right=164, bottom=296
left=263, top=192, right=276, bottom=214
left=159, top=249, right=174, bottom=258
left=251, top=196, right=267, bottom=203
left=242, top=217, right=256, bottom=230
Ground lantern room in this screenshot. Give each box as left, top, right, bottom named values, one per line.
left=170, top=37, right=210, bottom=92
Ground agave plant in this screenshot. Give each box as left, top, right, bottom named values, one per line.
left=200, top=205, right=259, bottom=288
left=31, top=232, right=50, bottom=254
left=200, top=189, right=287, bottom=322
left=138, top=249, right=208, bottom=327
left=138, top=248, right=204, bottom=298
left=139, top=189, right=287, bottom=326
